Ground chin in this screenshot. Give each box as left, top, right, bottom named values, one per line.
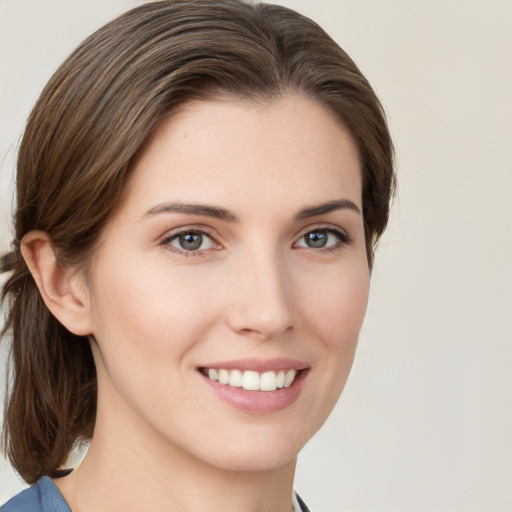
left=183, top=420, right=316, bottom=474
left=204, top=443, right=300, bottom=473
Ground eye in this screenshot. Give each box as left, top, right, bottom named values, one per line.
left=163, top=231, right=217, bottom=253
left=295, top=228, right=349, bottom=250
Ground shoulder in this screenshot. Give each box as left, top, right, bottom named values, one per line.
left=1, top=477, right=71, bottom=512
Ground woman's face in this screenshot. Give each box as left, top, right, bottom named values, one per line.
left=84, top=95, right=369, bottom=472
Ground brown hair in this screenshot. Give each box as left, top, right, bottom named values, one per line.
left=1, top=0, right=394, bottom=484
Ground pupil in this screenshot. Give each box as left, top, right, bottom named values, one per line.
left=306, top=231, right=327, bottom=248
left=180, top=233, right=202, bottom=250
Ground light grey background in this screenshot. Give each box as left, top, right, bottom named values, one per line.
left=1, top=1, right=511, bottom=511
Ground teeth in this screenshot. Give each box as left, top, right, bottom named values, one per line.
left=276, top=370, right=285, bottom=388
left=218, top=369, right=229, bottom=385
left=284, top=369, right=296, bottom=388
left=243, top=371, right=260, bottom=391
left=260, top=371, right=277, bottom=391
left=205, top=368, right=298, bottom=391
left=229, top=369, right=243, bottom=388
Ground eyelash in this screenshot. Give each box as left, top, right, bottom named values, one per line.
left=294, top=226, right=351, bottom=252
left=159, top=229, right=218, bottom=257
left=159, top=225, right=351, bottom=256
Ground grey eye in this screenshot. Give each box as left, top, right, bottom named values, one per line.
left=167, top=232, right=216, bottom=252
left=178, top=233, right=203, bottom=250
left=296, top=229, right=345, bottom=249
left=304, top=231, right=328, bottom=248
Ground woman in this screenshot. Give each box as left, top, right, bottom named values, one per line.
left=0, top=1, right=394, bottom=510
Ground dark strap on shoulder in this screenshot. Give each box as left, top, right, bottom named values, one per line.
left=295, top=493, right=311, bottom=512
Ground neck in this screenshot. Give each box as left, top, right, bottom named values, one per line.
left=55, top=387, right=296, bottom=512
left=72, top=443, right=296, bottom=512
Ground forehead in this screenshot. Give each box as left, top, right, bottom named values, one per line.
left=121, top=94, right=362, bottom=218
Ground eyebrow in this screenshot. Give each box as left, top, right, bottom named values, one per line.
left=294, top=199, right=361, bottom=219
left=143, top=202, right=238, bottom=222
left=142, top=198, right=361, bottom=223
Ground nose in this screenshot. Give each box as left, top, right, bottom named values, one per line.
left=226, top=250, right=293, bottom=340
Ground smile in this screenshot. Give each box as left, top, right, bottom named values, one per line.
left=201, top=368, right=298, bottom=391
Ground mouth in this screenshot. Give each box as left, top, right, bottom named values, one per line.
left=197, top=359, right=310, bottom=413
left=199, top=367, right=301, bottom=392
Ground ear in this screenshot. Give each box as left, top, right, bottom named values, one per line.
left=21, top=230, right=93, bottom=336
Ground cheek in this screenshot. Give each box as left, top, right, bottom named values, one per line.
left=298, top=257, right=369, bottom=347
left=87, top=262, right=224, bottom=417
left=87, top=263, right=225, bottom=410
left=295, top=257, right=369, bottom=424
left=90, top=259, right=220, bottom=343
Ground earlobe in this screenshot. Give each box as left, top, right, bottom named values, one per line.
left=20, top=230, right=93, bottom=336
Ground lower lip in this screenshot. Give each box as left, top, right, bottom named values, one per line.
left=199, top=370, right=308, bottom=414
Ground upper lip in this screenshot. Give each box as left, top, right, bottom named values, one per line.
left=198, top=358, right=309, bottom=372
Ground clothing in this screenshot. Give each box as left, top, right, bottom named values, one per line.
left=293, top=492, right=311, bottom=512
left=0, top=477, right=70, bottom=512
left=1, top=477, right=310, bottom=512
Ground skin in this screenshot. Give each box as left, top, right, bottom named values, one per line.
left=22, top=95, right=369, bottom=512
